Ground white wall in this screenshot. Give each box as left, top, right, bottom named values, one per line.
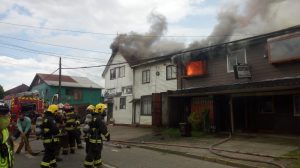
left=104, top=53, right=134, bottom=125
left=112, top=95, right=133, bottom=125
left=133, top=60, right=177, bottom=125
left=134, top=60, right=177, bottom=98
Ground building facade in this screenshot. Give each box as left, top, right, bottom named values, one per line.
left=169, top=25, right=300, bottom=134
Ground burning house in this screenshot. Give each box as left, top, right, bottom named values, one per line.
left=168, top=25, right=300, bottom=134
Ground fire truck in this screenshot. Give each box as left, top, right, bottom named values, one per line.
left=3, top=91, right=44, bottom=134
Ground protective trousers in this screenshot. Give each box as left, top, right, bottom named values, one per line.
left=75, top=128, right=83, bottom=148
left=40, top=141, right=56, bottom=168
left=84, top=142, right=103, bottom=168
left=63, top=130, right=76, bottom=154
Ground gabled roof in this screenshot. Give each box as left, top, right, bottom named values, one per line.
left=29, top=73, right=102, bottom=90
left=4, top=84, right=29, bottom=96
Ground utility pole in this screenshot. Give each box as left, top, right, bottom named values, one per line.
left=58, top=57, right=62, bottom=103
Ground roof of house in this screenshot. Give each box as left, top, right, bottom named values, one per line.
left=4, top=84, right=29, bottom=96
left=101, top=49, right=181, bottom=77
left=29, top=73, right=103, bottom=90
left=174, top=25, right=300, bottom=60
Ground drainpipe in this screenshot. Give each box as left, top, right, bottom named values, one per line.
left=229, top=96, right=234, bottom=134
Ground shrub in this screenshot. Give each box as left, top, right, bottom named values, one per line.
left=188, top=112, right=201, bottom=131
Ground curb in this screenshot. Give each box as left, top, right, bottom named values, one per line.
left=131, top=145, right=261, bottom=168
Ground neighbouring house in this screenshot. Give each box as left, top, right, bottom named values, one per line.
left=131, top=54, right=178, bottom=126
left=169, top=25, right=300, bottom=134
left=102, top=51, right=133, bottom=125
left=4, top=84, right=29, bottom=97
left=29, top=73, right=103, bottom=118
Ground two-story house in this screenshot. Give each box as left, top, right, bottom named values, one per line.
left=29, top=73, right=103, bottom=118
left=131, top=54, right=178, bottom=126
left=102, top=51, right=133, bottom=125
left=169, top=25, right=300, bottom=134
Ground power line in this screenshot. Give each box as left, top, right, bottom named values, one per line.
left=61, top=62, right=128, bottom=69
left=0, top=35, right=111, bottom=54
left=0, top=42, right=106, bottom=61
left=0, top=21, right=257, bottom=38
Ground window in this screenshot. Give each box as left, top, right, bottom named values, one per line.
left=122, top=86, right=132, bottom=94
left=141, top=96, right=152, bottom=115
left=186, top=60, right=207, bottom=76
left=110, top=68, right=116, bottom=80
left=65, top=88, right=82, bottom=100
left=65, top=88, right=74, bottom=96
left=294, top=95, right=300, bottom=116
left=118, top=66, right=125, bottom=78
left=142, top=70, right=150, bottom=84
left=166, top=65, right=177, bottom=80
left=120, top=97, right=126, bottom=109
left=227, top=49, right=246, bottom=72
left=268, top=33, right=300, bottom=64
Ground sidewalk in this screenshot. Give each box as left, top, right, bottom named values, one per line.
left=108, top=125, right=300, bottom=168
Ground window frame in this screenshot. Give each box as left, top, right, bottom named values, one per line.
left=110, top=68, right=116, bottom=80
left=141, top=96, right=152, bottom=116
left=227, top=49, right=247, bottom=73
left=166, top=65, right=177, bottom=80
left=142, top=70, right=150, bottom=84
left=120, top=97, right=126, bottom=109
left=118, top=66, right=125, bottom=78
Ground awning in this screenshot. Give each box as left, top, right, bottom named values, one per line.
left=129, top=99, right=140, bottom=103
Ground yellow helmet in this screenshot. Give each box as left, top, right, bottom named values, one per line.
left=47, top=104, right=58, bottom=114
left=95, top=103, right=106, bottom=113
left=86, top=105, right=95, bottom=112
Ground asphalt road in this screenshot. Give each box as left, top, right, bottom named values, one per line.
left=14, top=140, right=235, bottom=168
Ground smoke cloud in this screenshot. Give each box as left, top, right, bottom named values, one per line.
left=189, top=0, right=300, bottom=49
left=110, top=13, right=184, bottom=62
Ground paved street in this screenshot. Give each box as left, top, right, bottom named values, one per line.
left=14, top=140, right=235, bottom=168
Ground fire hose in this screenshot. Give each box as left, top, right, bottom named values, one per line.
left=109, top=136, right=291, bottom=168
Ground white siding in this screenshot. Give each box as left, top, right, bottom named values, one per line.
left=134, top=60, right=177, bottom=98
left=104, top=53, right=134, bottom=125
left=133, top=60, right=177, bottom=125
left=112, top=95, right=133, bottom=125
left=105, top=54, right=133, bottom=91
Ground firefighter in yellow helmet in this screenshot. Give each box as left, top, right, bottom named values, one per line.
left=0, top=101, right=14, bottom=168
left=84, top=103, right=110, bottom=168
left=40, top=104, right=60, bottom=168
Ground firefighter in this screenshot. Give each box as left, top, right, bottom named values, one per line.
left=62, top=103, right=79, bottom=154
left=83, top=105, right=95, bottom=154
left=84, top=103, right=110, bottom=168
left=0, top=102, right=14, bottom=168
left=40, top=104, right=60, bottom=168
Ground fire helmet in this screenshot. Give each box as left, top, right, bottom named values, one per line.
left=95, top=103, right=107, bottom=113
left=47, top=104, right=59, bottom=114
left=86, top=105, right=95, bottom=112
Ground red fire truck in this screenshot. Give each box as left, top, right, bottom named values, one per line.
left=4, top=91, right=44, bottom=134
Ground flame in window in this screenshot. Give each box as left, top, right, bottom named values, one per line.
left=186, top=60, right=207, bottom=76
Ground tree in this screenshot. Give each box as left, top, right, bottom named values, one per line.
left=0, top=85, right=4, bottom=99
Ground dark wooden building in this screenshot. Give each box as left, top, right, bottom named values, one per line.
left=169, top=25, right=300, bottom=134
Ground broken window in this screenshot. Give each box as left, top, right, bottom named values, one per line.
left=227, top=49, right=247, bottom=72
left=186, top=60, right=207, bottom=76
